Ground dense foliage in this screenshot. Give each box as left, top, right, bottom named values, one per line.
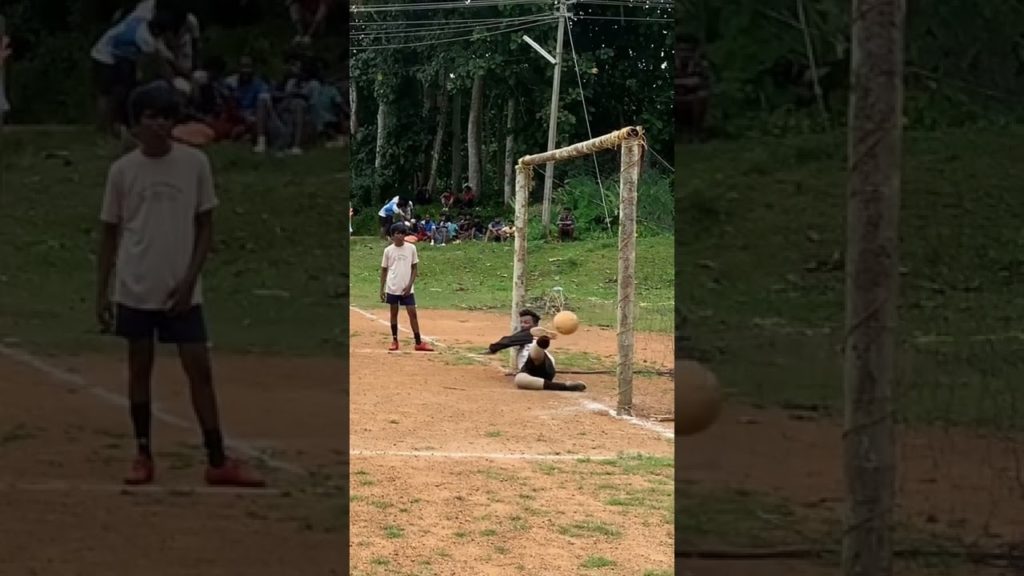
left=678, top=0, right=1024, bottom=136
left=350, top=0, right=673, bottom=223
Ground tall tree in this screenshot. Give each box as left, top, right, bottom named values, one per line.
left=427, top=70, right=448, bottom=194
left=842, top=0, right=905, bottom=575
left=450, top=89, right=462, bottom=194
left=467, top=72, right=484, bottom=198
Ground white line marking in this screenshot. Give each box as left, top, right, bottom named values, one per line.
left=578, top=400, right=675, bottom=440
left=0, top=344, right=307, bottom=476
left=351, top=449, right=624, bottom=461
left=0, top=481, right=306, bottom=496
left=350, top=306, right=675, bottom=440
left=350, top=306, right=448, bottom=348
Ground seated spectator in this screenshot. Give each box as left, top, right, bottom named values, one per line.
left=222, top=55, right=270, bottom=140
left=446, top=218, right=460, bottom=242
left=430, top=215, right=449, bottom=246
left=485, top=216, right=509, bottom=242
left=557, top=207, right=576, bottom=241
left=459, top=184, right=477, bottom=209
left=421, top=215, right=437, bottom=239
left=254, top=52, right=316, bottom=155
left=303, top=59, right=346, bottom=145
left=470, top=217, right=486, bottom=241
left=440, top=190, right=454, bottom=211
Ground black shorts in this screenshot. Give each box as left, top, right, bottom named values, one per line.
left=114, top=304, right=209, bottom=344
left=521, top=352, right=556, bottom=381
left=385, top=293, right=416, bottom=307
left=93, top=59, right=138, bottom=125
left=379, top=214, right=393, bottom=231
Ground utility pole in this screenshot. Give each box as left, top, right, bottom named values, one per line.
left=541, top=0, right=568, bottom=236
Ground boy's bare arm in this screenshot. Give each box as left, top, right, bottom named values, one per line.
left=406, top=263, right=418, bottom=294
left=96, top=222, right=120, bottom=328
left=379, top=266, right=388, bottom=301
left=185, top=210, right=214, bottom=286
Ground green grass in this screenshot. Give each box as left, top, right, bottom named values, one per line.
left=349, top=234, right=674, bottom=333
left=580, top=555, right=616, bottom=569
left=556, top=519, right=622, bottom=539
left=0, top=129, right=349, bottom=355
left=679, top=128, right=1024, bottom=428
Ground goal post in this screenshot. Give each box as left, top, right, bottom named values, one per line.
left=511, top=126, right=644, bottom=416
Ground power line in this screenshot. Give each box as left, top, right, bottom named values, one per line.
left=352, top=17, right=555, bottom=49
left=565, top=16, right=612, bottom=231
left=352, top=15, right=552, bottom=38
left=575, top=0, right=670, bottom=7
left=352, top=0, right=552, bottom=13
left=573, top=14, right=671, bottom=21
left=353, top=14, right=549, bottom=25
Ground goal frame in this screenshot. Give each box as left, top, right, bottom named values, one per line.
left=511, top=126, right=644, bottom=416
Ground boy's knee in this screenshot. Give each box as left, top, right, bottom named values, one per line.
left=514, top=372, right=544, bottom=390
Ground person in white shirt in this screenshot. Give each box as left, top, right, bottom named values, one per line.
left=379, top=224, right=434, bottom=353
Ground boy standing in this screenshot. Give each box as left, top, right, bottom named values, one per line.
left=379, top=224, right=434, bottom=353
left=96, top=82, right=264, bottom=487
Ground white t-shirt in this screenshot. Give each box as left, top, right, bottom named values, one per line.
left=518, top=341, right=555, bottom=372
left=381, top=243, right=418, bottom=296
left=91, top=15, right=160, bottom=65
left=100, top=143, right=219, bottom=310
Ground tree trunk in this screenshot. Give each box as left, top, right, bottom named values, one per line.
left=467, top=72, right=484, bottom=198
left=349, top=78, right=358, bottom=137
left=842, top=0, right=905, bottom=575
left=450, top=89, right=462, bottom=194
left=427, top=76, right=449, bottom=195
left=373, top=100, right=388, bottom=208
left=417, top=77, right=435, bottom=188
left=503, top=96, right=516, bottom=206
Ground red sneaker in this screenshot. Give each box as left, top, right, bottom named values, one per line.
left=205, top=458, right=266, bottom=488
left=414, top=342, right=434, bottom=352
left=388, top=341, right=400, bottom=351
left=124, top=455, right=155, bottom=485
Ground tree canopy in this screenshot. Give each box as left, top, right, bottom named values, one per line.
left=350, top=0, right=673, bottom=212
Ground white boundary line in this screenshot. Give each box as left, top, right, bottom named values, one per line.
left=0, top=344, right=307, bottom=476
left=350, top=306, right=448, bottom=348
left=349, top=306, right=675, bottom=440
left=351, top=449, right=622, bottom=461
left=0, top=481, right=305, bottom=496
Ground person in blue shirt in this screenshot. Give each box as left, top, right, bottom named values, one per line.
left=90, top=6, right=187, bottom=138
left=377, top=196, right=412, bottom=239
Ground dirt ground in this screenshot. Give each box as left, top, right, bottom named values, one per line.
left=349, top=307, right=676, bottom=576
left=679, top=399, right=1024, bottom=575
left=0, top=348, right=347, bottom=575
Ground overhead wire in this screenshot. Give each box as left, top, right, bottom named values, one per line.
left=352, top=17, right=555, bottom=50
left=565, top=15, right=612, bottom=232
left=352, top=0, right=552, bottom=13
left=351, top=15, right=553, bottom=39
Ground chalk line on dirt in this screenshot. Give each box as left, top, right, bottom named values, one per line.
left=0, top=481, right=310, bottom=497
left=350, top=306, right=675, bottom=441
left=351, top=449, right=623, bottom=461
left=350, top=306, right=448, bottom=348
left=0, top=344, right=307, bottom=476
